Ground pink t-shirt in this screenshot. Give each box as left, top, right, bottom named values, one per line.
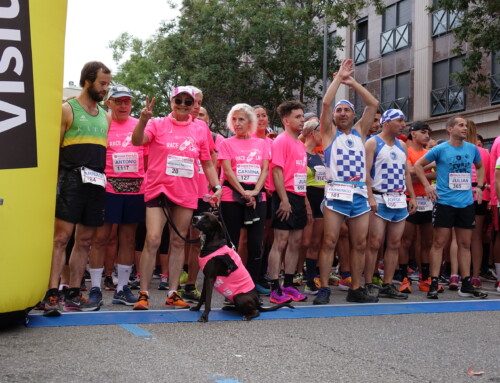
left=472, top=146, right=490, bottom=202
left=270, top=131, right=307, bottom=196
left=198, top=245, right=255, bottom=302
left=144, top=114, right=210, bottom=208
left=193, top=119, right=216, bottom=199
left=489, top=136, right=500, bottom=207
left=105, top=117, right=147, bottom=194
left=218, top=136, right=270, bottom=202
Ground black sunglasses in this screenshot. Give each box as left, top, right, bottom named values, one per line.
left=174, top=98, right=193, bottom=106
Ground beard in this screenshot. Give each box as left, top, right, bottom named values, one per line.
left=88, top=83, right=104, bottom=102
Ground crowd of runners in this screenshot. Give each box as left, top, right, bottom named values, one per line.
left=37, top=59, right=500, bottom=317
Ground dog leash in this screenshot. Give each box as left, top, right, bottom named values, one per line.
left=160, top=200, right=200, bottom=244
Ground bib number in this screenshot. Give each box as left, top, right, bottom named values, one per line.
left=314, top=165, right=326, bottom=182
left=382, top=192, right=406, bottom=209
left=236, top=163, right=261, bottom=183
left=294, top=173, right=306, bottom=193
left=112, top=152, right=139, bottom=173
left=325, top=182, right=354, bottom=202
left=166, top=155, right=194, bottom=178
left=449, top=173, right=471, bottom=190
left=80, top=167, right=106, bottom=188
left=416, top=196, right=433, bottom=212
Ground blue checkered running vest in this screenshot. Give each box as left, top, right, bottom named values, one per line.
left=370, top=136, right=406, bottom=193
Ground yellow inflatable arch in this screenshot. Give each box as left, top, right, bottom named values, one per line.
left=0, top=0, right=67, bottom=324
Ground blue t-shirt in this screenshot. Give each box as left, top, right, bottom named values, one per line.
left=424, top=141, right=481, bottom=208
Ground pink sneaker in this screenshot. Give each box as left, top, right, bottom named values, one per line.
left=269, top=289, right=293, bottom=304
left=449, top=275, right=460, bottom=290
left=471, top=277, right=482, bottom=288
left=282, top=286, right=307, bottom=302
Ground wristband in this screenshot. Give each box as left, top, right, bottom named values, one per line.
left=212, top=185, right=222, bottom=193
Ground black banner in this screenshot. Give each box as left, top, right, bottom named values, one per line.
left=0, top=0, right=37, bottom=169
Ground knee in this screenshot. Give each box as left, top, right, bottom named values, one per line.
left=352, top=237, right=367, bottom=254
left=145, top=234, right=162, bottom=251
left=321, top=234, right=338, bottom=253
left=74, top=236, right=93, bottom=252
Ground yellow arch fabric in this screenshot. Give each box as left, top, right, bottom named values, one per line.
left=0, top=0, right=67, bottom=317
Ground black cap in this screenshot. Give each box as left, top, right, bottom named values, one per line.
left=407, top=121, right=431, bottom=140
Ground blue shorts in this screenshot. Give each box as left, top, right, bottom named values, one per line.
left=322, top=193, right=370, bottom=218
left=375, top=203, right=408, bottom=222
left=104, top=192, right=146, bottom=224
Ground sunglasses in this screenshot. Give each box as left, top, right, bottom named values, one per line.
left=174, top=98, right=193, bottom=106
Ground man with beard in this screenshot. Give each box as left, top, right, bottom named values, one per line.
left=42, top=61, right=111, bottom=316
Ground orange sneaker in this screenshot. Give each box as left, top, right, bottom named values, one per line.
left=165, top=291, right=190, bottom=309
left=419, top=278, right=444, bottom=293
left=399, top=277, right=412, bottom=293
left=339, top=276, right=352, bottom=291
left=133, top=291, right=149, bottom=310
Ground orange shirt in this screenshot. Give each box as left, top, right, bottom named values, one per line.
left=407, top=146, right=429, bottom=197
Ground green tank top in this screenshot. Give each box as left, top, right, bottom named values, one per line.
left=59, top=98, right=108, bottom=171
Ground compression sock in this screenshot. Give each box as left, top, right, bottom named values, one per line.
left=89, top=267, right=104, bottom=289
left=117, top=264, right=132, bottom=293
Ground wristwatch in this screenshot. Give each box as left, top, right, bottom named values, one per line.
left=476, top=185, right=485, bottom=191
left=212, top=185, right=222, bottom=193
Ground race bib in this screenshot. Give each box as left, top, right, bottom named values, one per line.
left=382, top=192, right=407, bottom=209
left=80, top=167, right=106, bottom=188
left=294, top=173, right=307, bottom=193
left=325, top=182, right=354, bottom=202
left=112, top=152, right=139, bottom=173
left=166, top=155, right=194, bottom=178
left=314, top=165, right=326, bottom=182
left=197, top=159, right=204, bottom=175
left=236, top=163, right=261, bottom=183
left=416, top=196, right=433, bottom=212
left=449, top=173, right=471, bottom=190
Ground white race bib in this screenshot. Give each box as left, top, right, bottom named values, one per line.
left=112, top=152, right=139, bottom=173
left=314, top=165, right=326, bottom=182
left=294, top=173, right=307, bottom=193
left=416, top=196, right=433, bottom=212
left=325, top=182, right=354, bottom=202
left=382, top=192, right=407, bottom=209
left=236, top=163, right=261, bottom=183
left=80, top=167, right=106, bottom=188
left=449, top=173, right=471, bottom=190
left=166, top=155, right=194, bottom=178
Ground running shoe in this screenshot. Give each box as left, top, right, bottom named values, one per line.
left=281, top=286, right=307, bottom=302
left=496, top=280, right=500, bottom=293
left=182, top=287, right=201, bottom=302
left=153, top=265, right=162, bottom=279
left=158, top=274, right=169, bottom=291
left=328, top=272, right=340, bottom=286
left=304, top=283, right=319, bottom=295
left=64, top=294, right=100, bottom=312
left=80, top=277, right=87, bottom=291
left=399, top=277, right=412, bottom=293
left=427, top=283, right=439, bottom=299
left=112, top=286, right=138, bottom=306
left=133, top=291, right=149, bottom=310
left=448, top=275, right=460, bottom=291
left=83, top=269, right=91, bottom=282
left=371, top=275, right=383, bottom=287
left=339, top=276, right=352, bottom=291
left=313, top=287, right=330, bottom=305
left=379, top=283, right=408, bottom=300
left=130, top=273, right=140, bottom=290
left=419, top=278, right=444, bottom=293
left=293, top=272, right=304, bottom=286
left=365, top=283, right=380, bottom=297
left=43, top=289, right=61, bottom=317
left=270, top=289, right=293, bottom=304
left=346, top=287, right=378, bottom=303
left=480, top=270, right=497, bottom=281
left=471, top=277, right=482, bottom=288
left=313, top=277, right=321, bottom=289
left=392, top=270, right=403, bottom=285
left=458, top=283, right=488, bottom=299
left=165, top=291, right=190, bottom=309
left=103, top=275, right=117, bottom=291
left=179, top=271, right=188, bottom=286
left=439, top=274, right=450, bottom=285
left=88, top=287, right=103, bottom=306
left=255, top=283, right=271, bottom=296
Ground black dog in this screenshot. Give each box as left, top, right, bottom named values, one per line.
left=190, top=212, right=294, bottom=322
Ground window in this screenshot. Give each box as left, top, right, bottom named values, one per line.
left=354, top=85, right=367, bottom=122
left=431, top=56, right=465, bottom=116
left=431, top=0, right=462, bottom=37
left=491, top=52, right=500, bottom=104
left=354, top=18, right=368, bottom=65
left=381, top=0, right=411, bottom=55
left=380, top=72, right=410, bottom=118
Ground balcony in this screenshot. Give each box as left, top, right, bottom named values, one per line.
left=491, top=74, right=500, bottom=104
left=380, top=97, right=410, bottom=119
left=431, top=85, right=465, bottom=116
left=354, top=40, right=367, bottom=65
left=432, top=10, right=462, bottom=37
left=380, top=23, right=410, bottom=55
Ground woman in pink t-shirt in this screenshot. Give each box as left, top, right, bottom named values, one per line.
left=218, top=104, right=269, bottom=291
left=131, top=86, right=222, bottom=310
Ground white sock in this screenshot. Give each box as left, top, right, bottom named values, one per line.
left=89, top=268, right=103, bottom=289
left=168, top=290, right=177, bottom=297
left=117, top=264, right=132, bottom=292
left=495, top=263, right=500, bottom=279
left=58, top=284, right=69, bottom=291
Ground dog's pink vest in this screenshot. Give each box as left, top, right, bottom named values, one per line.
left=198, top=245, right=255, bottom=302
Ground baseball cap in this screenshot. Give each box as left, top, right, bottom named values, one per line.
left=409, top=120, right=431, bottom=132
left=108, top=84, right=132, bottom=99
left=170, top=86, right=195, bottom=100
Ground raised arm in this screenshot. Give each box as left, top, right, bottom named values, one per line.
left=132, top=96, right=156, bottom=146
left=348, top=80, right=379, bottom=138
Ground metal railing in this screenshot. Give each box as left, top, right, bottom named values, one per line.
left=431, top=85, right=465, bottom=116
left=381, top=23, right=410, bottom=55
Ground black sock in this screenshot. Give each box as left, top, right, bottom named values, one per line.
left=47, top=288, right=59, bottom=298
left=66, top=287, right=80, bottom=299
left=185, top=284, right=195, bottom=291
left=462, top=276, right=471, bottom=286
left=399, top=264, right=408, bottom=279
left=305, top=258, right=317, bottom=284
left=271, top=279, right=281, bottom=291
left=283, top=274, right=294, bottom=287
left=430, top=276, right=439, bottom=288
left=422, top=263, right=430, bottom=281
